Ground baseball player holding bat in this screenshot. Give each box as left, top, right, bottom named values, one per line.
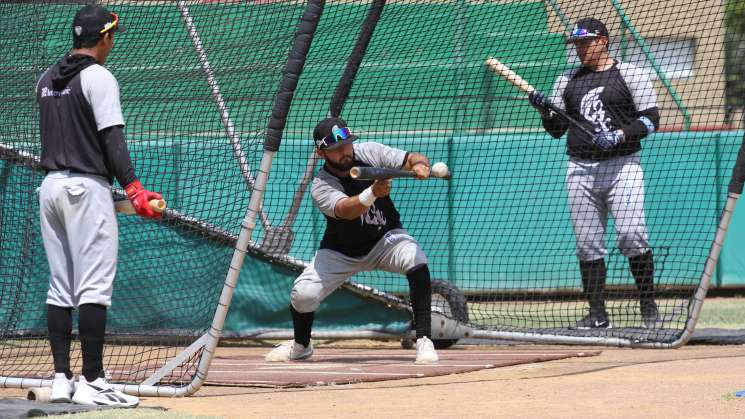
left=266, top=117, right=439, bottom=363
left=529, top=18, right=660, bottom=329
left=36, top=5, right=162, bottom=406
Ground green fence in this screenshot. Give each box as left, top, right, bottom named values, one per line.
left=2, top=1, right=742, bottom=336
left=225, top=130, right=744, bottom=332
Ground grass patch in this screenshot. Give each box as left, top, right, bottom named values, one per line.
left=463, top=297, right=745, bottom=330
left=697, top=298, right=745, bottom=329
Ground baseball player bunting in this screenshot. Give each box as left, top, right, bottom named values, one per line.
left=265, top=117, right=440, bottom=364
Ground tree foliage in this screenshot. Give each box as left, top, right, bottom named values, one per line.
left=726, top=0, right=745, bottom=34
left=726, top=0, right=745, bottom=112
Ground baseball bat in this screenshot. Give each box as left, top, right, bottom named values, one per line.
left=115, top=199, right=167, bottom=215
left=349, top=166, right=451, bottom=181
left=27, top=387, right=51, bottom=402
left=485, top=57, right=535, bottom=95
left=485, top=57, right=595, bottom=137
left=350, top=167, right=416, bottom=180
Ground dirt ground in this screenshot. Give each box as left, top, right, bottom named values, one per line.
left=2, top=344, right=745, bottom=418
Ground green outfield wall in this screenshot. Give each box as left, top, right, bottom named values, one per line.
left=2, top=1, right=743, bottom=335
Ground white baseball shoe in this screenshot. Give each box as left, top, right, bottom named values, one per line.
left=265, top=340, right=314, bottom=362
left=72, top=376, right=139, bottom=407
left=50, top=372, right=75, bottom=403
left=415, top=336, right=439, bottom=364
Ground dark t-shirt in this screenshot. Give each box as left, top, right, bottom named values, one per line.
left=549, top=60, right=658, bottom=160
left=312, top=142, right=408, bottom=257
left=36, top=55, right=125, bottom=182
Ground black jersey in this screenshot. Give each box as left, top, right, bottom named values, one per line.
left=312, top=142, right=408, bottom=257
left=36, top=54, right=125, bottom=182
left=549, top=60, right=658, bottom=160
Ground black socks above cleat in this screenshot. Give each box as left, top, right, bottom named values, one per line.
left=49, top=304, right=109, bottom=382
left=579, top=259, right=607, bottom=314
left=47, top=304, right=73, bottom=378
left=79, top=304, right=107, bottom=383
left=407, top=265, right=432, bottom=339
left=629, top=251, right=655, bottom=303
left=290, top=305, right=314, bottom=348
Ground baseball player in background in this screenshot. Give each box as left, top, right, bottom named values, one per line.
left=528, top=18, right=660, bottom=329
left=265, top=117, right=439, bottom=364
left=36, top=5, right=161, bottom=406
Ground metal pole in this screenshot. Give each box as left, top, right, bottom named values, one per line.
left=177, top=1, right=271, bottom=229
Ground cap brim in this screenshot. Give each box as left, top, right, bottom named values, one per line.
left=324, top=135, right=358, bottom=150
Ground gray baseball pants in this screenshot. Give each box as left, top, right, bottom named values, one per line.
left=39, top=171, right=118, bottom=308
left=566, top=152, right=650, bottom=261
left=292, top=229, right=428, bottom=313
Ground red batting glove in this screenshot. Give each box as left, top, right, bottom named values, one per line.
left=124, top=180, right=163, bottom=219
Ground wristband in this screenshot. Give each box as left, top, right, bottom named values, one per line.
left=358, top=186, right=376, bottom=207
left=638, top=116, right=656, bottom=134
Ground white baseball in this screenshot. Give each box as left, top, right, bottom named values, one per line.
left=431, top=162, right=449, bottom=178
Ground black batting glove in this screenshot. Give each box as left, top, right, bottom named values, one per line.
left=528, top=91, right=553, bottom=118
left=592, top=130, right=625, bottom=150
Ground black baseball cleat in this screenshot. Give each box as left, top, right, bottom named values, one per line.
left=641, top=301, right=661, bottom=329
left=575, top=311, right=612, bottom=329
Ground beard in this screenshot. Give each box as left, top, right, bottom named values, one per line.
left=326, top=155, right=355, bottom=171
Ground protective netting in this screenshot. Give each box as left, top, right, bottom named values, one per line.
left=1, top=0, right=743, bottom=390
left=0, top=1, right=303, bottom=385
left=254, top=0, right=742, bottom=345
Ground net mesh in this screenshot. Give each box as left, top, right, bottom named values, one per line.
left=0, top=0, right=303, bottom=385
left=254, top=0, right=742, bottom=344
left=0, top=0, right=743, bottom=389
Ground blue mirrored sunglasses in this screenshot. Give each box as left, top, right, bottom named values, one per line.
left=330, top=126, right=352, bottom=142
left=571, top=28, right=589, bottom=37
left=317, top=126, right=353, bottom=148
left=569, top=28, right=599, bottom=40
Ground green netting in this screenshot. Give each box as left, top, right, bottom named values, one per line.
left=251, top=0, right=743, bottom=344
left=1, top=0, right=744, bottom=391
left=0, top=0, right=307, bottom=386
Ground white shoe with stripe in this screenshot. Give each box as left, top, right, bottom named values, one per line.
left=265, top=340, right=314, bottom=362
left=72, top=376, right=139, bottom=407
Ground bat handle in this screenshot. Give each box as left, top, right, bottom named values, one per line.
left=545, top=103, right=595, bottom=137
left=115, top=199, right=167, bottom=215
left=149, top=199, right=166, bottom=213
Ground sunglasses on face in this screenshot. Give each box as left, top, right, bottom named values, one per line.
left=330, top=126, right=351, bottom=142
left=318, top=126, right=352, bottom=148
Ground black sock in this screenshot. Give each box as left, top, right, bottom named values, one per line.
left=579, top=259, right=607, bottom=314
left=47, top=305, right=73, bottom=379
left=78, top=304, right=107, bottom=382
left=406, top=265, right=432, bottom=339
left=629, top=251, right=655, bottom=303
left=290, top=305, right=314, bottom=347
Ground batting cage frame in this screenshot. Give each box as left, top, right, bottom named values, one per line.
left=0, top=0, right=328, bottom=397
left=1, top=0, right=745, bottom=398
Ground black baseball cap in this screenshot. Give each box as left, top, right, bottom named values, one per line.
left=566, top=18, right=608, bottom=43
left=72, top=5, right=125, bottom=40
left=313, top=117, right=358, bottom=150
